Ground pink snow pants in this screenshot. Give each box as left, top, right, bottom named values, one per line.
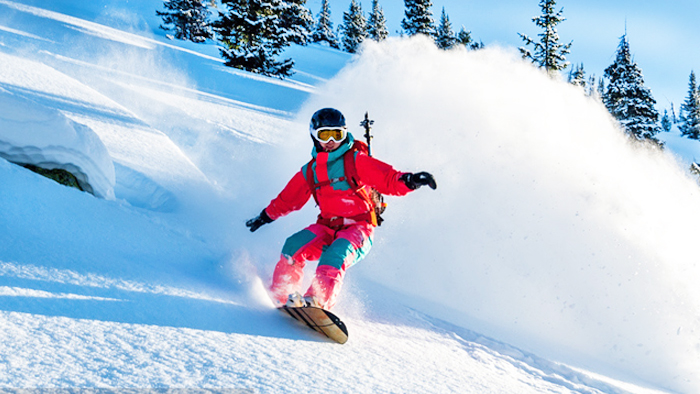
left=269, top=221, right=374, bottom=310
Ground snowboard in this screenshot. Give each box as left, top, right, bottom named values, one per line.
left=279, top=305, right=349, bottom=344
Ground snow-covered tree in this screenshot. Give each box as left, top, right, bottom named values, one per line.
left=518, top=0, right=572, bottom=77
left=213, top=0, right=312, bottom=78
left=401, top=0, right=434, bottom=37
left=671, top=102, right=678, bottom=123
left=678, top=71, right=700, bottom=140
left=596, top=76, right=605, bottom=98
left=661, top=110, right=673, bottom=133
left=456, top=27, right=472, bottom=46
left=456, top=27, right=483, bottom=50
left=434, top=7, right=456, bottom=50
left=311, top=0, right=339, bottom=48
left=569, top=64, right=602, bottom=100
left=586, top=74, right=598, bottom=98
left=280, top=0, right=314, bottom=45
left=366, top=0, right=388, bottom=42
left=156, top=0, right=212, bottom=43
left=568, top=63, right=586, bottom=89
left=602, top=34, right=661, bottom=142
left=340, top=0, right=367, bottom=53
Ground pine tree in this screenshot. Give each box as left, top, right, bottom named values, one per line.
left=568, top=63, right=586, bottom=89
left=597, top=76, right=605, bottom=98
left=401, top=0, right=434, bottom=37
left=311, top=0, right=339, bottom=48
left=213, top=0, right=312, bottom=78
left=518, top=0, right=572, bottom=77
left=280, top=0, right=314, bottom=45
left=434, top=7, right=456, bottom=50
left=661, top=110, right=673, bottom=133
left=157, top=0, right=212, bottom=43
left=586, top=74, right=598, bottom=98
left=602, top=34, right=661, bottom=142
left=340, top=0, right=367, bottom=53
left=678, top=71, right=700, bottom=140
left=456, top=27, right=472, bottom=47
left=671, top=102, right=678, bottom=123
left=366, top=0, right=388, bottom=42
left=456, top=27, right=482, bottom=50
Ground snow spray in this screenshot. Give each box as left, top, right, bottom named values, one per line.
left=300, top=36, right=700, bottom=393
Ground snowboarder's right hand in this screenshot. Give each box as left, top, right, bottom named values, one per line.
left=401, top=172, right=437, bottom=190
left=246, top=209, right=273, bottom=232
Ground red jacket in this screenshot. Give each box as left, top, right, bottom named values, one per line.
left=265, top=135, right=412, bottom=221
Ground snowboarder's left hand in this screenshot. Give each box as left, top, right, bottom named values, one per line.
left=246, top=209, right=273, bottom=232
left=401, top=172, right=437, bottom=190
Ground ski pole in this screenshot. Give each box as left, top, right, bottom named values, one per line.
left=360, top=112, right=374, bottom=157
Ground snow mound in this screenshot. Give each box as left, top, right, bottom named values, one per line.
left=0, top=89, right=115, bottom=199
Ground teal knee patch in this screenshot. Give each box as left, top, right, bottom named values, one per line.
left=281, top=229, right=317, bottom=257
left=319, top=237, right=373, bottom=270
left=355, top=235, right=373, bottom=262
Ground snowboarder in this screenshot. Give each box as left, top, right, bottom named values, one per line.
left=246, top=108, right=436, bottom=310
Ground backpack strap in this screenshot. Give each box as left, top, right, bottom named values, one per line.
left=304, top=147, right=380, bottom=227
left=343, top=150, right=360, bottom=189
left=343, top=150, right=379, bottom=226
left=305, top=158, right=319, bottom=206
left=305, top=157, right=350, bottom=205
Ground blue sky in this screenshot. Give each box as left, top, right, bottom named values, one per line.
left=315, top=0, right=700, bottom=113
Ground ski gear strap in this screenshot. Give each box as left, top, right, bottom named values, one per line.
left=316, top=213, right=375, bottom=230
left=305, top=142, right=380, bottom=227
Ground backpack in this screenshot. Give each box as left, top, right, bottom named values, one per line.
left=305, top=140, right=386, bottom=226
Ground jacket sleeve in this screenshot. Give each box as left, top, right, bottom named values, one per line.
left=354, top=152, right=413, bottom=196
left=264, top=170, right=312, bottom=220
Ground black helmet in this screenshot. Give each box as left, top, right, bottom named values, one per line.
left=310, top=108, right=346, bottom=131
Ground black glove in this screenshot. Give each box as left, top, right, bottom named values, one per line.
left=401, top=172, right=437, bottom=190
left=245, top=209, right=273, bottom=232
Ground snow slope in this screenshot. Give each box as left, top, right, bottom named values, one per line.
left=0, top=1, right=697, bottom=393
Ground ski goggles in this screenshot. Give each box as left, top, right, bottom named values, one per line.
left=312, top=126, right=347, bottom=143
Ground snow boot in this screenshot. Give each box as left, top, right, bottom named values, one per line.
left=285, top=292, right=305, bottom=308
